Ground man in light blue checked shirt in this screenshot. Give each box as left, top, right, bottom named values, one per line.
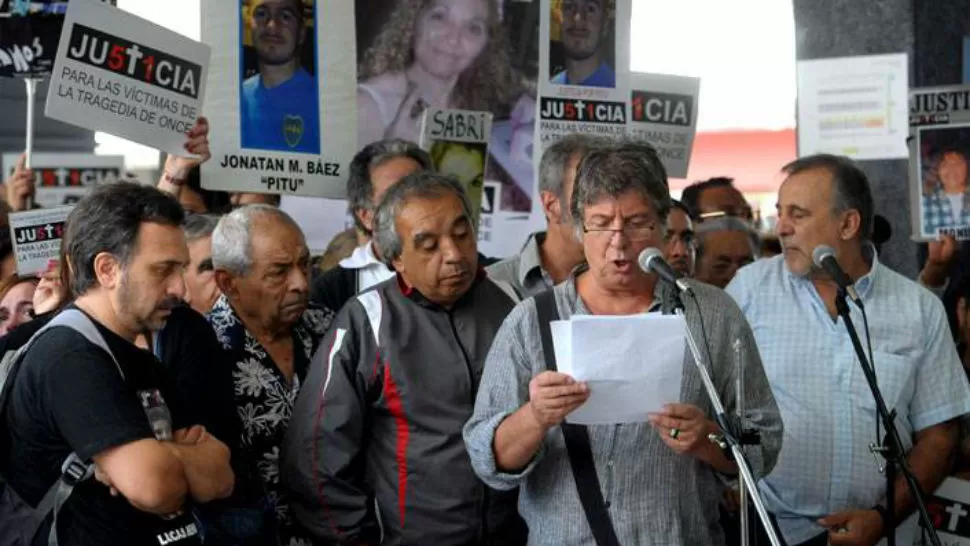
left=727, top=154, right=970, bottom=546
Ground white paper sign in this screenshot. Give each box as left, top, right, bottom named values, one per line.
left=9, top=207, right=71, bottom=276
left=907, top=85, right=970, bottom=241
left=201, top=0, right=356, bottom=199
left=44, top=0, right=210, bottom=157
left=2, top=153, right=124, bottom=209
left=796, top=53, right=909, bottom=160
left=628, top=72, right=701, bottom=179
left=552, top=314, right=686, bottom=425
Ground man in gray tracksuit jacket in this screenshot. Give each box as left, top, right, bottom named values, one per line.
left=281, top=171, right=527, bottom=546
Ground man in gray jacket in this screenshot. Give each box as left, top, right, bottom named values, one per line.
left=282, top=172, right=526, bottom=545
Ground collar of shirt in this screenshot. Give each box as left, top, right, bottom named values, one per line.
left=208, top=294, right=333, bottom=360
left=566, top=264, right=668, bottom=314
left=517, top=232, right=550, bottom=288
left=783, top=241, right=881, bottom=301
left=340, top=241, right=387, bottom=271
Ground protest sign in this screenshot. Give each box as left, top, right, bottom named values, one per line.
left=2, top=152, right=123, bottom=208
left=908, top=85, right=970, bottom=241
left=43, top=0, right=210, bottom=157
left=890, top=477, right=970, bottom=545
left=797, top=53, right=908, bottom=160
left=628, top=72, right=701, bottom=179
left=535, top=0, right=632, bottom=156
left=201, top=0, right=355, bottom=199
left=9, top=206, right=70, bottom=276
left=420, top=108, right=492, bottom=226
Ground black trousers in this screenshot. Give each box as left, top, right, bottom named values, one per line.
left=721, top=504, right=828, bottom=546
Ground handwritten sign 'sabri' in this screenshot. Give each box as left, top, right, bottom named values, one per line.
left=9, top=206, right=71, bottom=276
left=420, top=108, right=493, bottom=227
left=44, top=0, right=210, bottom=156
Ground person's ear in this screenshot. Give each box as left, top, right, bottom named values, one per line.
left=214, top=270, right=238, bottom=299
left=541, top=191, right=562, bottom=224
left=840, top=210, right=862, bottom=241
left=92, top=252, right=121, bottom=290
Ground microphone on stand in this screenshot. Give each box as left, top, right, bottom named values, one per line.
left=811, top=245, right=861, bottom=305
left=638, top=247, right=693, bottom=295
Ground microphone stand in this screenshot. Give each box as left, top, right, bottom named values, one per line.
left=833, top=288, right=942, bottom=546
left=672, top=292, right=783, bottom=546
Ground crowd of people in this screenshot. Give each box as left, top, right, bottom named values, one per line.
left=0, top=119, right=969, bottom=546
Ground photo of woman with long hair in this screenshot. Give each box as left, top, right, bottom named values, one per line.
left=356, top=0, right=537, bottom=211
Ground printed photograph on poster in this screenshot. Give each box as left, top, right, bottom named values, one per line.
left=9, top=206, right=70, bottom=276
left=1, top=152, right=124, bottom=208
left=43, top=0, right=210, bottom=157
left=548, top=0, right=615, bottom=89
left=203, top=0, right=355, bottom=199
left=239, top=0, right=320, bottom=154
left=796, top=53, right=908, bottom=161
left=628, top=72, right=701, bottom=179
left=535, top=0, right=631, bottom=164
left=420, top=108, right=492, bottom=224
left=355, top=0, right=538, bottom=213
left=908, top=85, right=970, bottom=241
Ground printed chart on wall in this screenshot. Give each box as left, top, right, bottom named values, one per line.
left=43, top=0, right=210, bottom=157
left=796, top=53, right=908, bottom=161
left=202, top=0, right=356, bottom=199
left=908, top=84, right=970, bottom=241
left=9, top=206, right=70, bottom=276
left=419, top=108, right=492, bottom=237
left=284, top=0, right=543, bottom=258
left=628, top=72, right=701, bottom=179
left=1, top=152, right=123, bottom=208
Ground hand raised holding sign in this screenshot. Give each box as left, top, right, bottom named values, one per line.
left=159, top=116, right=210, bottom=188
left=3, top=153, right=36, bottom=212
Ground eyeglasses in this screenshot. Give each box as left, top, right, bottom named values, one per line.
left=582, top=221, right=659, bottom=242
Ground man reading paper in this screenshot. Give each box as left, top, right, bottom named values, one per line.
left=463, top=140, right=782, bottom=545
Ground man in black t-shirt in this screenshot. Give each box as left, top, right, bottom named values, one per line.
left=2, top=182, right=235, bottom=546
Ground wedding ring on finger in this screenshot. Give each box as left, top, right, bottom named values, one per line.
left=669, top=427, right=681, bottom=440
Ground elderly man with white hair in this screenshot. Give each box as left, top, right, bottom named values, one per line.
left=208, top=204, right=333, bottom=546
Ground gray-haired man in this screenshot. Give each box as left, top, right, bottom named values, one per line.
left=310, top=138, right=433, bottom=313
left=488, top=134, right=609, bottom=297
left=694, top=215, right=759, bottom=289
left=208, top=204, right=333, bottom=546
left=282, top=172, right=526, bottom=545
left=464, top=142, right=782, bottom=545
left=182, top=213, right=221, bottom=315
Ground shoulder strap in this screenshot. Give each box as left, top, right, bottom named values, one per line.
left=1, top=310, right=118, bottom=546
left=533, top=290, right=620, bottom=546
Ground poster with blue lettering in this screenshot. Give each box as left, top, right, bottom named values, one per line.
left=627, top=72, right=700, bottom=179
left=202, top=0, right=355, bottom=199
left=43, top=0, right=210, bottom=156
left=9, top=205, right=70, bottom=276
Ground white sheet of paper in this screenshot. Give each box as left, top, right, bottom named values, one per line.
left=551, top=314, right=686, bottom=425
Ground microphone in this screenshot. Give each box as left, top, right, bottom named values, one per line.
left=638, top=247, right=693, bottom=294
left=811, top=245, right=861, bottom=305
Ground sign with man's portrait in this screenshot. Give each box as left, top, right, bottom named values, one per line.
left=203, top=0, right=356, bottom=199
left=909, top=85, right=970, bottom=241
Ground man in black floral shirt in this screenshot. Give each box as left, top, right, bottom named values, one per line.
left=209, top=204, right=333, bottom=546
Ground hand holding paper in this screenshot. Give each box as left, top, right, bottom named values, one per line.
left=527, top=371, right=590, bottom=430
